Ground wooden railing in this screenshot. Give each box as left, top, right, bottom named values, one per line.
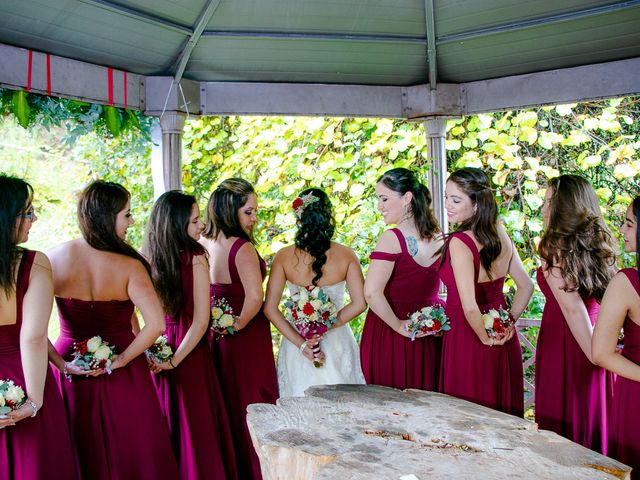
left=516, top=317, right=541, bottom=410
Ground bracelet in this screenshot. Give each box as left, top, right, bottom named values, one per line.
left=63, top=363, right=73, bottom=382
left=168, top=358, right=176, bottom=369
left=299, top=340, right=308, bottom=353
left=26, top=398, right=38, bottom=418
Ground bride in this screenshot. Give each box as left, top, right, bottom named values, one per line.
left=264, top=188, right=367, bottom=397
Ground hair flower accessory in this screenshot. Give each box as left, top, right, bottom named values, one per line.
left=292, top=192, right=320, bottom=218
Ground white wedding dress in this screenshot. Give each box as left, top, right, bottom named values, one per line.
left=277, top=281, right=366, bottom=397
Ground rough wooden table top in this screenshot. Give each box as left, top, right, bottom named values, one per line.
left=247, top=384, right=631, bottom=480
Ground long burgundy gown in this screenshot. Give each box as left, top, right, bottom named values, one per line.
left=360, top=228, right=444, bottom=391
left=55, top=283, right=180, bottom=479
left=210, top=238, right=278, bottom=480
left=535, top=267, right=608, bottom=453
left=606, top=268, right=640, bottom=474
left=439, top=232, right=524, bottom=417
left=152, top=251, right=237, bottom=479
left=0, top=250, right=79, bottom=480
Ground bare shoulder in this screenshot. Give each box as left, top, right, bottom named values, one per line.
left=46, top=238, right=80, bottom=265
left=236, top=240, right=259, bottom=262
left=32, top=251, right=52, bottom=271
left=373, top=229, right=401, bottom=253
left=330, top=242, right=358, bottom=262
left=193, top=252, right=209, bottom=268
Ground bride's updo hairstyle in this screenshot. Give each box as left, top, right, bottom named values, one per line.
left=538, top=174, right=616, bottom=300
left=293, top=188, right=335, bottom=286
left=377, top=168, right=439, bottom=240
left=446, top=167, right=500, bottom=277
left=77, top=180, right=149, bottom=271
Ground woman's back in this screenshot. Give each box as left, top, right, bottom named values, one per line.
left=48, top=238, right=139, bottom=301
left=278, top=242, right=354, bottom=287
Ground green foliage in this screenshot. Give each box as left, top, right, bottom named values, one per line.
left=0, top=88, right=151, bottom=142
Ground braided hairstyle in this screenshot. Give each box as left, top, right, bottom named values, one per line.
left=293, top=188, right=335, bottom=286
left=377, top=168, right=440, bottom=240
left=538, top=174, right=616, bottom=300
left=446, top=167, right=501, bottom=278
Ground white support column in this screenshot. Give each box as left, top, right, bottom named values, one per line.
left=158, top=112, right=185, bottom=192
left=423, top=117, right=448, bottom=233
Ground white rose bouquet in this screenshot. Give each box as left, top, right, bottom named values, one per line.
left=283, top=286, right=338, bottom=368
left=145, top=335, right=174, bottom=364
left=0, top=379, right=26, bottom=418
left=210, top=297, right=236, bottom=336
left=71, top=335, right=116, bottom=373
left=406, top=304, right=450, bottom=341
left=481, top=306, right=514, bottom=338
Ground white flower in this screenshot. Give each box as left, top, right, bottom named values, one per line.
left=86, top=336, right=102, bottom=353
left=309, top=312, right=320, bottom=322
left=311, top=299, right=322, bottom=310
left=220, top=314, right=234, bottom=328
left=0, top=393, right=5, bottom=407
left=424, top=319, right=434, bottom=328
left=421, top=307, right=433, bottom=316
left=4, top=385, right=24, bottom=404
left=211, top=307, right=223, bottom=319
left=297, top=299, right=307, bottom=311
left=298, top=289, right=309, bottom=302
left=482, top=313, right=494, bottom=330
left=161, top=346, right=173, bottom=357
left=409, top=312, right=420, bottom=321
left=94, top=345, right=113, bottom=361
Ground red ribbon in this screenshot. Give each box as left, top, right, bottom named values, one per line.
left=123, top=71, right=127, bottom=109
left=26, top=50, right=33, bottom=92
left=107, top=67, right=114, bottom=106
left=46, top=53, right=51, bottom=95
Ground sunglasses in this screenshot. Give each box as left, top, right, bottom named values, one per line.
left=18, top=207, right=35, bottom=221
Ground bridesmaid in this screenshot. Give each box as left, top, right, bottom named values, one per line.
left=200, top=178, right=278, bottom=480
left=360, top=168, right=445, bottom=391
left=440, top=167, right=532, bottom=416
left=144, top=191, right=237, bottom=480
left=0, top=175, right=78, bottom=480
left=536, top=174, right=615, bottom=453
left=593, top=195, right=640, bottom=476
left=47, top=180, right=179, bottom=480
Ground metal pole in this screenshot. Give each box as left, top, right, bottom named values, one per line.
left=423, top=117, right=448, bottom=233
left=159, top=112, right=185, bottom=191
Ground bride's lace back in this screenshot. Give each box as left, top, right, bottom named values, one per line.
left=286, top=281, right=346, bottom=311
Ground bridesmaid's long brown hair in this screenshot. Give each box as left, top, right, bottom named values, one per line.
left=444, top=167, right=501, bottom=278
left=538, top=174, right=616, bottom=300
left=203, top=178, right=255, bottom=243
left=78, top=180, right=150, bottom=273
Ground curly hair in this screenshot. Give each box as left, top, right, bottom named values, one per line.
left=203, top=178, right=255, bottom=243
left=377, top=168, right=439, bottom=240
left=445, top=167, right=501, bottom=277
left=0, top=175, right=33, bottom=297
left=144, top=191, right=205, bottom=316
left=538, top=174, right=616, bottom=300
left=294, top=188, right=335, bottom=286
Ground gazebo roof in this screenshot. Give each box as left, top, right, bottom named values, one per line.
left=1, top=0, right=640, bottom=117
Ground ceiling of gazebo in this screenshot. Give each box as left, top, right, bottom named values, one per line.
left=1, top=0, right=639, bottom=86
left=1, top=1, right=640, bottom=117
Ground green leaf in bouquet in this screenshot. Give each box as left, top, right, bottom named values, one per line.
left=0, top=405, right=11, bottom=415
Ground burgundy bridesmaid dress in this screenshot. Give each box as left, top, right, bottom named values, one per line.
left=210, top=238, right=278, bottom=480
left=152, top=251, right=237, bottom=480
left=0, top=250, right=79, bottom=480
left=608, top=269, right=640, bottom=477
left=359, top=228, right=444, bottom=391
left=55, top=286, right=179, bottom=479
left=439, top=232, right=524, bottom=417
left=535, top=267, right=608, bottom=453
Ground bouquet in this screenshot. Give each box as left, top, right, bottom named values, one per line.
left=406, top=304, right=450, bottom=341
left=145, top=335, right=174, bottom=364
left=0, top=379, right=26, bottom=417
left=210, top=297, right=235, bottom=336
left=482, top=307, right=515, bottom=337
left=71, top=335, right=116, bottom=373
left=284, top=286, right=338, bottom=368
